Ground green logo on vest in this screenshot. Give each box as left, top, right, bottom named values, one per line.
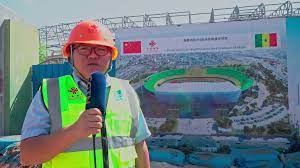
left=115, top=90, right=123, bottom=101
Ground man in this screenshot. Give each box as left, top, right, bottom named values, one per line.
left=20, top=21, right=151, bottom=168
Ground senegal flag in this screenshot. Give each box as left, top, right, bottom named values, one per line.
left=255, top=33, right=277, bottom=48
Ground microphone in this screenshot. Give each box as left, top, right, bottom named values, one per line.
left=86, top=72, right=109, bottom=168
left=86, top=72, right=107, bottom=116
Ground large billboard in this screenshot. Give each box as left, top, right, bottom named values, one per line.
left=115, top=18, right=298, bottom=139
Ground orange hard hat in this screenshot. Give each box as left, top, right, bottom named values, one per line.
left=62, top=20, right=118, bottom=60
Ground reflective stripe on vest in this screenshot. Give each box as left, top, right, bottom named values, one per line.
left=41, top=75, right=140, bottom=168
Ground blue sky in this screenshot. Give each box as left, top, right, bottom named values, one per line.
left=0, top=0, right=293, bottom=27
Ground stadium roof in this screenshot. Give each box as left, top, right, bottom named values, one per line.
left=144, top=68, right=254, bottom=93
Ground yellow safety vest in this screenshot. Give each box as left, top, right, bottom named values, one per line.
left=41, top=75, right=139, bottom=168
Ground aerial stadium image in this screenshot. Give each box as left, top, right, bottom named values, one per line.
left=118, top=48, right=290, bottom=136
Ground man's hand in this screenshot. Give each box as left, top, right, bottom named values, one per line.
left=20, top=108, right=103, bottom=165
left=73, top=108, right=103, bottom=139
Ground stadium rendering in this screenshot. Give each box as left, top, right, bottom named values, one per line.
left=143, top=67, right=254, bottom=105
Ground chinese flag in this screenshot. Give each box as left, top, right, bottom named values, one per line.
left=123, top=41, right=142, bottom=54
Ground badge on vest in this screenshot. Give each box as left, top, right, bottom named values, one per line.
left=114, top=90, right=124, bottom=101
left=68, top=87, right=84, bottom=100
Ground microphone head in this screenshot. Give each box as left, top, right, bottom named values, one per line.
left=86, top=72, right=107, bottom=115
left=90, top=72, right=106, bottom=88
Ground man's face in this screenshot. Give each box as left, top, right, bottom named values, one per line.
left=72, top=44, right=112, bottom=79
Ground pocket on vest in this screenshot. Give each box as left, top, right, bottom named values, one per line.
left=109, top=114, right=132, bottom=136
left=119, top=146, right=137, bottom=168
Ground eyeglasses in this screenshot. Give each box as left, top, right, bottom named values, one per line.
left=74, top=45, right=111, bottom=57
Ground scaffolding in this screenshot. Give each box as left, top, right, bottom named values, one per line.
left=39, top=1, right=300, bottom=58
